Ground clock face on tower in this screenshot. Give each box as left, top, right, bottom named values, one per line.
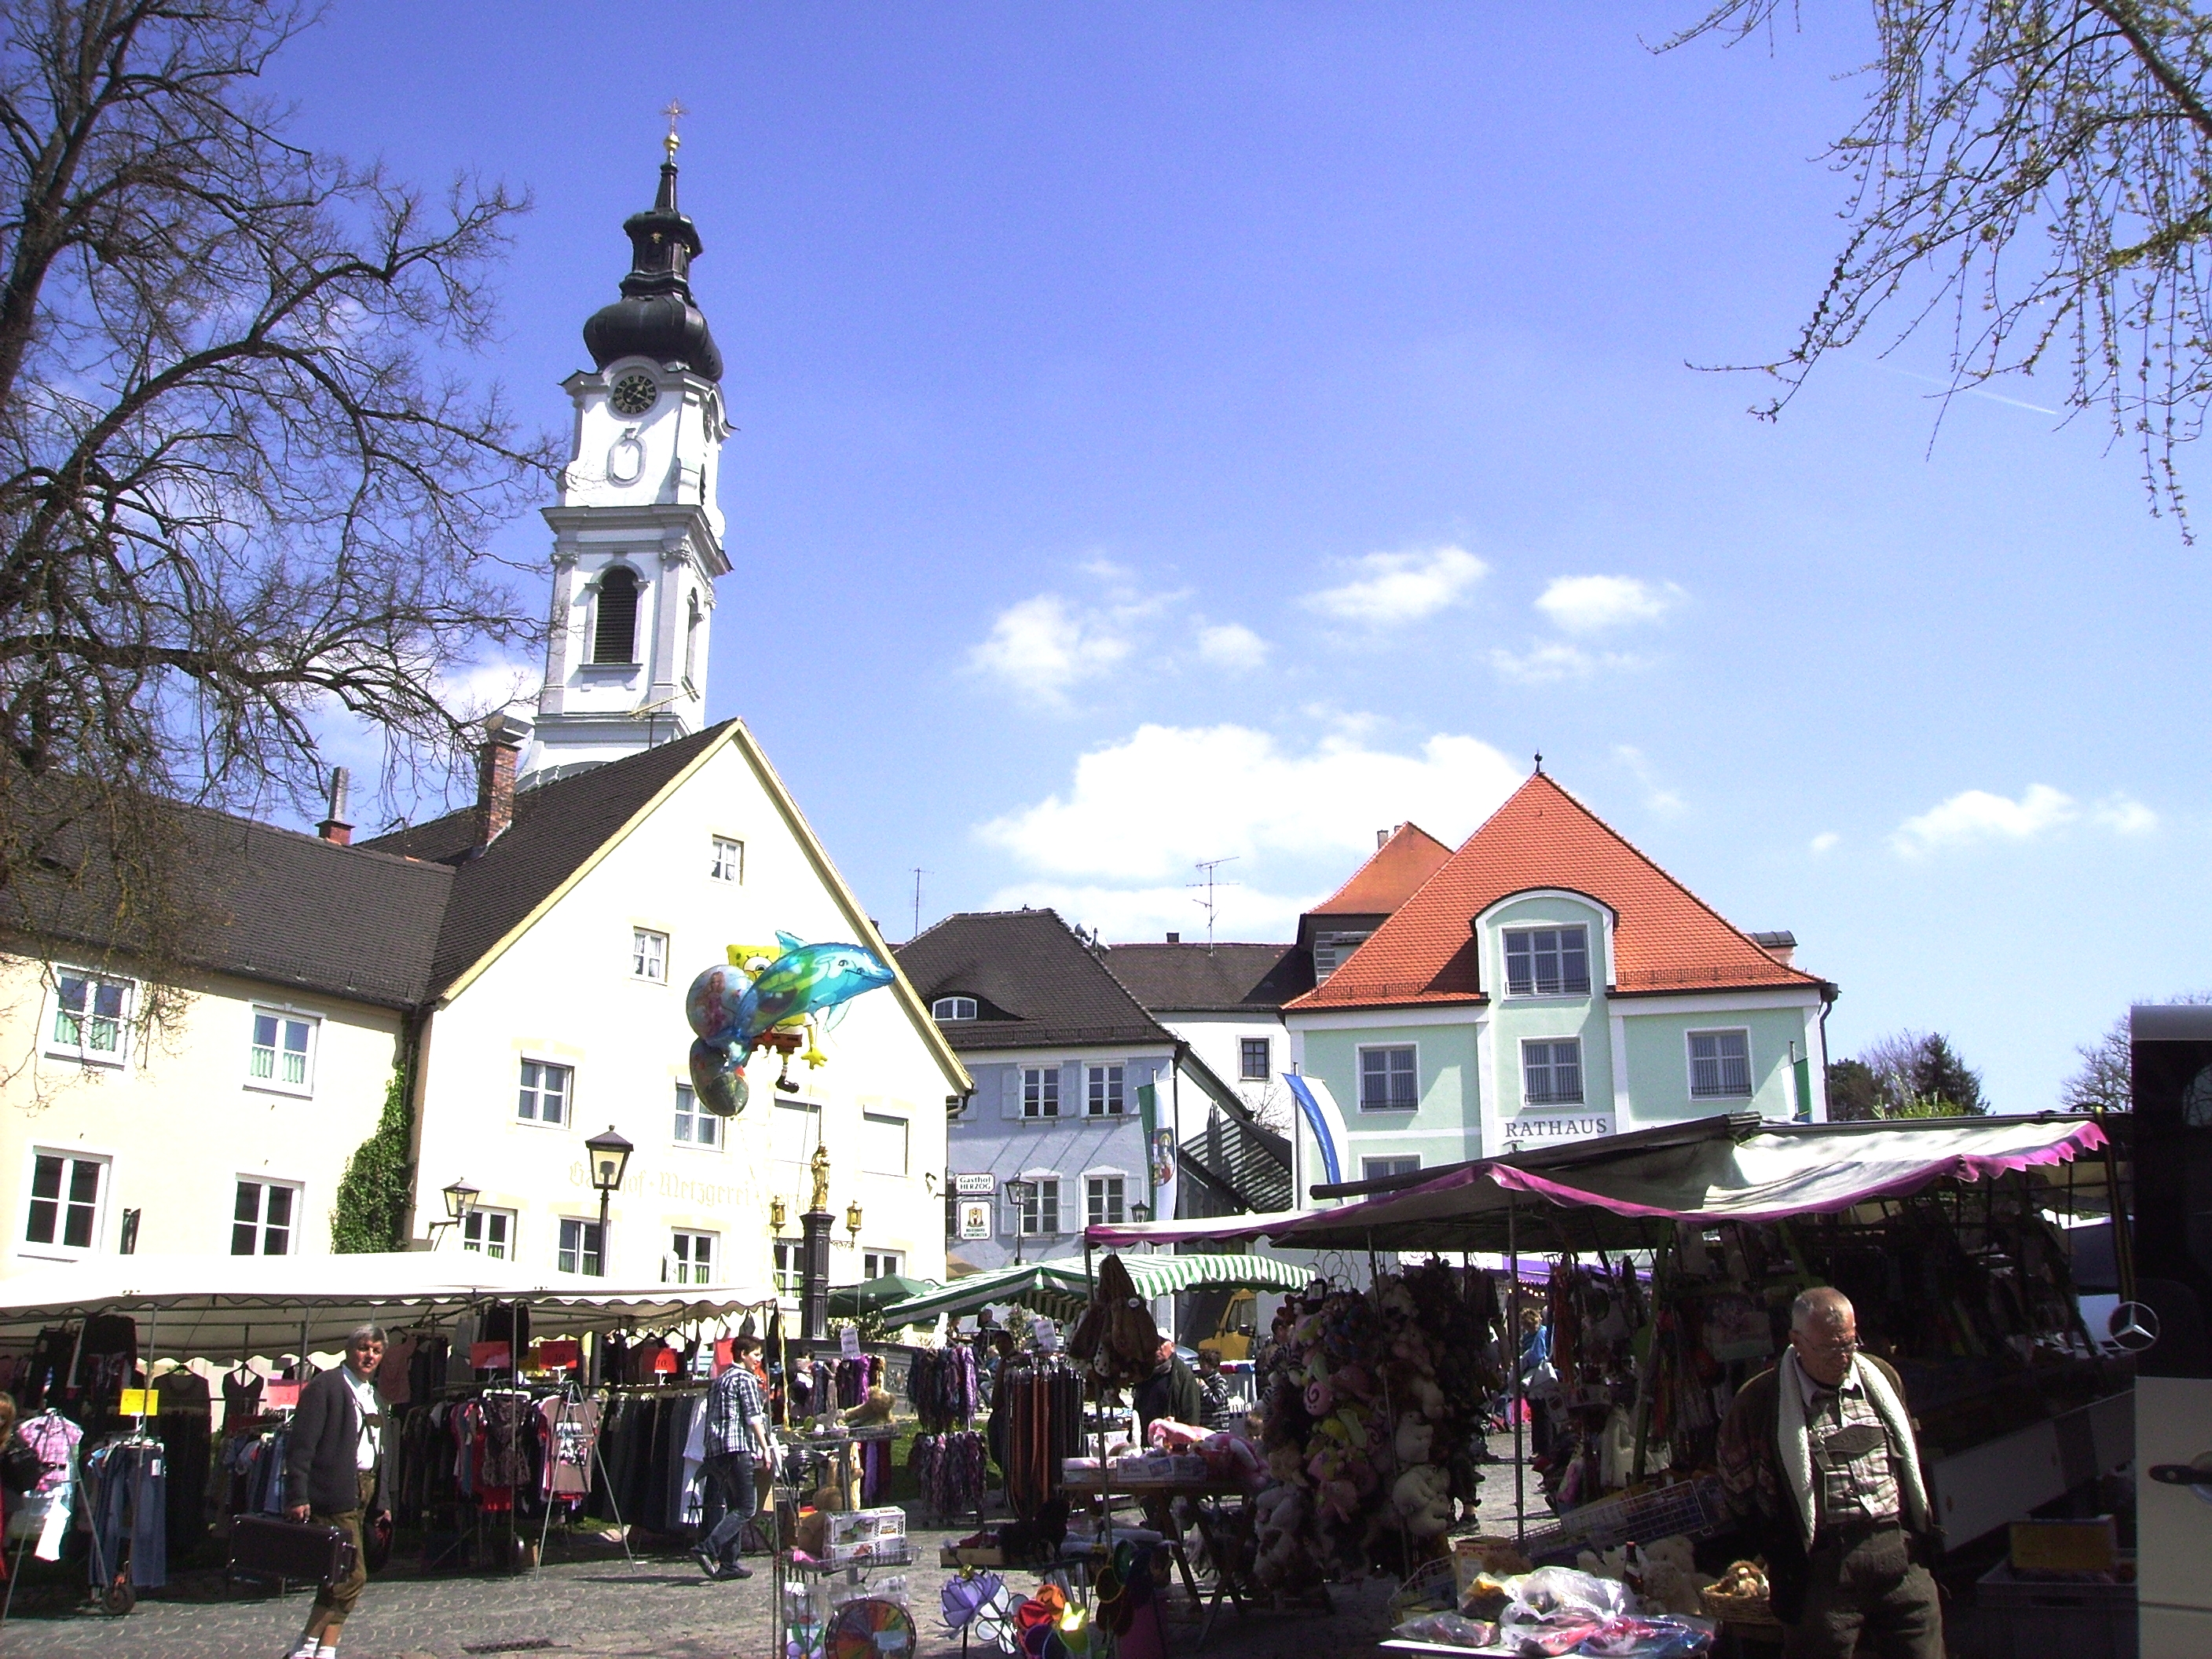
left=609, top=373, right=658, bottom=417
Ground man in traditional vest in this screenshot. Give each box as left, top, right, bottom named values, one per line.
left=1716, top=1287, right=1942, bottom=1658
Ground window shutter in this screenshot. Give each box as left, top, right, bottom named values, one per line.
left=1000, top=1064, right=1021, bottom=1119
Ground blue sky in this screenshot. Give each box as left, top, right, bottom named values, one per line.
left=271, top=4, right=2207, bottom=1111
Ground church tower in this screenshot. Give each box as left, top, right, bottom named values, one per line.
left=522, top=133, right=731, bottom=782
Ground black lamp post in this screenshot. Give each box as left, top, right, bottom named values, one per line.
left=1005, top=1178, right=1036, bottom=1265
left=584, top=1126, right=633, bottom=1274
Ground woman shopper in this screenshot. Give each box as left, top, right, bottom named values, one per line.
left=283, top=1325, right=389, bottom=1659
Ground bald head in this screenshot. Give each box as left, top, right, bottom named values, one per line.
left=1791, top=1287, right=1854, bottom=1334
left=1789, top=1287, right=1859, bottom=1386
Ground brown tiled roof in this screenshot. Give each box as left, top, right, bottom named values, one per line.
left=1288, top=773, right=1827, bottom=1011
left=1101, top=942, right=1312, bottom=1013
left=1310, top=823, right=1454, bottom=916
left=364, top=722, right=731, bottom=999
left=893, top=910, right=1176, bottom=1052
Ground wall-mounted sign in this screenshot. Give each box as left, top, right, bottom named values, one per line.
left=1500, top=1113, right=1613, bottom=1145
left=958, top=1199, right=994, bottom=1240
left=954, top=1174, right=996, bottom=1197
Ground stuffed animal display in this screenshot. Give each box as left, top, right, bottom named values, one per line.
left=1251, top=1263, right=1506, bottom=1586
left=1068, top=1254, right=1161, bottom=1389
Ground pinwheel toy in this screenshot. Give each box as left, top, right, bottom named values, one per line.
left=826, top=1596, right=915, bottom=1659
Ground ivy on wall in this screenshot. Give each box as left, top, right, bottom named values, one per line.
left=331, top=1064, right=414, bottom=1253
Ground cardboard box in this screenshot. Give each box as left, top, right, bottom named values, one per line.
left=825, top=1506, right=906, bottom=1548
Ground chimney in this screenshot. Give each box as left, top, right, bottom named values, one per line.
left=474, top=711, right=533, bottom=849
left=1166, top=931, right=1180, bottom=943
left=1749, top=930, right=1797, bottom=969
left=317, top=766, right=353, bottom=845
left=1376, top=828, right=1390, bottom=849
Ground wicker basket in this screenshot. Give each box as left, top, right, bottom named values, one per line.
left=1700, top=1583, right=1782, bottom=1633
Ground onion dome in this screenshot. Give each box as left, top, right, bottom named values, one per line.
left=582, top=152, right=723, bottom=383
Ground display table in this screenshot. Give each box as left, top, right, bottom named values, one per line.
left=1060, top=1467, right=1260, bottom=1645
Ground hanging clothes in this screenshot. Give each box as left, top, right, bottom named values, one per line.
left=907, top=1346, right=980, bottom=1433
left=538, top=1396, right=599, bottom=1500
left=152, top=1368, right=211, bottom=1554
left=83, top=1434, right=167, bottom=1590
left=988, top=1360, right=1082, bottom=1520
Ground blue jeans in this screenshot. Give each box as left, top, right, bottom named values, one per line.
left=698, top=1450, right=756, bottom=1566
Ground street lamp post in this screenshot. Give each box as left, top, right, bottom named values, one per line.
left=584, top=1126, right=633, bottom=1276
left=1005, top=1178, right=1037, bottom=1266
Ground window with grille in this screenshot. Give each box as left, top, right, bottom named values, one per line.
left=632, top=928, right=668, bottom=983
left=1240, top=1038, right=1272, bottom=1081
left=1086, top=1176, right=1126, bottom=1228
left=248, top=1009, right=317, bottom=1092
left=1359, top=1046, right=1418, bottom=1110
left=1017, top=1179, right=1060, bottom=1236
left=518, top=1060, right=571, bottom=1126
left=1689, top=1030, right=1753, bottom=1098
left=232, top=1180, right=298, bottom=1254
left=1522, top=1038, right=1584, bottom=1105
left=1361, top=1155, right=1421, bottom=1181
left=592, top=566, right=639, bottom=663
left=1086, top=1064, right=1125, bottom=1116
left=462, top=1209, right=513, bottom=1258
left=558, top=1218, right=604, bottom=1276
left=25, top=1152, right=106, bottom=1251
left=932, top=996, right=976, bottom=1021
left=48, top=970, right=130, bottom=1064
left=1024, top=1067, right=1060, bottom=1118
left=710, top=837, right=744, bottom=883
left=1504, top=926, right=1591, bottom=997
left=669, top=1230, right=716, bottom=1285
left=673, top=1083, right=720, bottom=1148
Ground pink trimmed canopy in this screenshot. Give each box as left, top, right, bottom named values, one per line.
left=1086, top=1115, right=2109, bottom=1254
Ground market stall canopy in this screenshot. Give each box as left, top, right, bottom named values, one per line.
left=829, top=1273, right=936, bottom=1319
left=1085, top=1114, right=2112, bottom=1254
left=873, top=1250, right=1314, bottom=1327
left=0, top=1251, right=772, bottom=1357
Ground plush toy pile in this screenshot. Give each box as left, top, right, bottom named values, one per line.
left=1251, top=1263, right=1506, bottom=1586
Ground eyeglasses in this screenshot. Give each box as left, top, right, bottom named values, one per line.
left=1797, top=1335, right=1859, bottom=1354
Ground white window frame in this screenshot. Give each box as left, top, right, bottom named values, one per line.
left=632, top=927, right=669, bottom=983
left=1014, top=1174, right=1061, bottom=1237
left=1361, top=1155, right=1421, bottom=1182
left=862, top=1111, right=909, bottom=1176
left=517, top=1058, right=573, bottom=1127
left=673, top=1082, right=721, bottom=1149
left=1240, top=1037, right=1272, bottom=1082
left=45, top=967, right=133, bottom=1068
left=1023, top=1066, right=1060, bottom=1119
left=1521, top=1037, right=1585, bottom=1106
left=864, top=1248, right=904, bottom=1281
left=1357, top=1043, right=1419, bottom=1111
left=461, top=1207, right=515, bottom=1260
left=932, top=996, right=977, bottom=1021
left=710, top=836, right=744, bottom=884
left=558, top=1217, right=604, bottom=1276
left=773, top=1239, right=803, bottom=1295
left=1086, top=1064, right=1126, bottom=1117
left=1503, top=925, right=1592, bottom=998
left=1086, top=1174, right=1126, bottom=1229
left=246, top=1005, right=320, bottom=1096
left=668, top=1229, right=716, bottom=1285
left=231, top=1177, right=302, bottom=1255
left=1686, top=1027, right=1755, bottom=1100
left=21, top=1148, right=110, bottom=1258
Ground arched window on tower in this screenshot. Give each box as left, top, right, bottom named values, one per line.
left=592, top=566, right=639, bottom=664
left=684, top=591, right=701, bottom=685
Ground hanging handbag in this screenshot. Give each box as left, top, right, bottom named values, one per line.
left=0, top=1434, right=42, bottom=1494
left=363, top=1510, right=394, bottom=1573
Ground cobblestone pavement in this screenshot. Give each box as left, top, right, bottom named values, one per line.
left=0, top=1440, right=1543, bottom=1659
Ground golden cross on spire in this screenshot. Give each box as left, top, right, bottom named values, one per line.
left=662, top=99, right=687, bottom=160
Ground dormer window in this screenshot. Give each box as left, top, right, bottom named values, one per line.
left=592, top=566, right=639, bottom=664
left=932, top=996, right=976, bottom=1022
left=1504, top=926, right=1589, bottom=997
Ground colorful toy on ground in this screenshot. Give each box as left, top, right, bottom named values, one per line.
left=683, top=931, right=895, bottom=1115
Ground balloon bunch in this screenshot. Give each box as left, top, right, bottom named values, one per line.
left=683, top=930, right=896, bottom=1117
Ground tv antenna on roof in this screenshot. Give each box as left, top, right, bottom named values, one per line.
left=1188, top=856, right=1240, bottom=949
left=910, top=867, right=928, bottom=941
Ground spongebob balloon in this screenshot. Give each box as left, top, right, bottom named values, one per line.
left=682, top=932, right=895, bottom=1116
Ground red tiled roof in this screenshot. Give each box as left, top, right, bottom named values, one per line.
left=1287, top=773, right=1826, bottom=1011
left=1310, top=822, right=1454, bottom=916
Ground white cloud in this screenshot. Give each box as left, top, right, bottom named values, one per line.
left=2092, top=794, right=2159, bottom=835
left=978, top=722, right=1520, bottom=884
left=1809, top=831, right=1840, bottom=855
left=1613, top=745, right=1685, bottom=817
left=1196, top=622, right=1270, bottom=672
left=1889, top=784, right=2077, bottom=856
left=1488, top=642, right=1642, bottom=683
left=966, top=594, right=1133, bottom=707
left=1536, top=575, right=1684, bottom=634
left=1302, top=544, right=1488, bottom=627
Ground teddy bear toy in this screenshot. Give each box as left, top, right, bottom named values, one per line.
left=1393, top=1412, right=1435, bottom=1470
left=1390, top=1463, right=1454, bottom=1540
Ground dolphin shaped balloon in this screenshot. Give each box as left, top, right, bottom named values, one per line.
left=683, top=932, right=896, bottom=1115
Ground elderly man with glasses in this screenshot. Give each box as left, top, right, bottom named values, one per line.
left=1716, top=1287, right=1942, bottom=1659
left=282, top=1324, right=390, bottom=1659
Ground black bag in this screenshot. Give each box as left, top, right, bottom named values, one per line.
left=0, top=1434, right=42, bottom=1494
left=363, top=1511, right=393, bottom=1573
left=229, top=1514, right=357, bottom=1586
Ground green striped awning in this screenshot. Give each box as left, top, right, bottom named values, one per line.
left=875, top=1250, right=1312, bottom=1328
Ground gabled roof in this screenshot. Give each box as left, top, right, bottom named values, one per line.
left=1289, top=772, right=1828, bottom=1012
left=1101, top=942, right=1312, bottom=1013
left=1309, top=822, right=1454, bottom=917
left=895, top=910, right=1177, bottom=1052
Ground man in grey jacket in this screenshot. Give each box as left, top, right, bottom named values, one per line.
left=283, top=1325, right=389, bottom=1659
